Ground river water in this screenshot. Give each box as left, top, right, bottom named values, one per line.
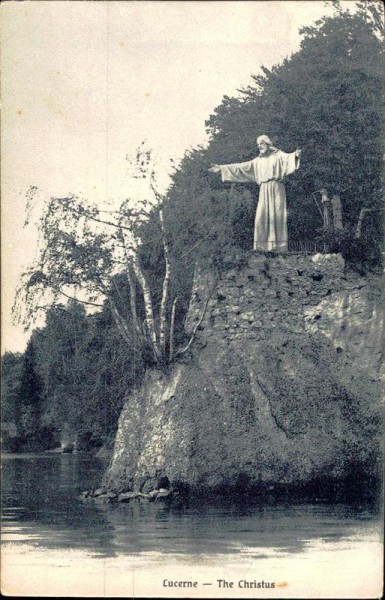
left=1, top=453, right=383, bottom=598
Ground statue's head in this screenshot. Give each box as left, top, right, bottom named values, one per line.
left=257, top=135, right=277, bottom=156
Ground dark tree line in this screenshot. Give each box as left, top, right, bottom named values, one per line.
left=4, top=1, right=384, bottom=451
left=3, top=293, right=144, bottom=452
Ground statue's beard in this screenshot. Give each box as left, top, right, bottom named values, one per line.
left=259, top=148, right=271, bottom=157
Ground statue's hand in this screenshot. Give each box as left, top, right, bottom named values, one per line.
left=295, top=148, right=302, bottom=158
left=208, top=164, right=221, bottom=174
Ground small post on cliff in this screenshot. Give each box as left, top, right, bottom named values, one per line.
left=320, top=188, right=333, bottom=253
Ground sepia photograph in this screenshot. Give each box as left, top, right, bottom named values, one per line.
left=1, top=0, right=384, bottom=597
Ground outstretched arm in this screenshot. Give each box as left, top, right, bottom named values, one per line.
left=278, top=148, right=302, bottom=177
left=208, top=159, right=257, bottom=183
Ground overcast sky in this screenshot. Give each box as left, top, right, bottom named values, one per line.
left=1, top=0, right=356, bottom=353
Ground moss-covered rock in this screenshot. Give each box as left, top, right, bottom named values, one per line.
left=103, top=253, right=383, bottom=496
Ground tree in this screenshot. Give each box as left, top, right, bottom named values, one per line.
left=15, top=144, right=210, bottom=368
left=17, top=341, right=43, bottom=427
left=14, top=339, right=56, bottom=450
left=32, top=302, right=90, bottom=438
left=1, top=351, right=23, bottom=423
left=1, top=352, right=23, bottom=450
left=29, top=298, right=143, bottom=448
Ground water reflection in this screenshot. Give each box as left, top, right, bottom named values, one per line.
left=1, top=454, right=380, bottom=559
left=2, top=454, right=117, bottom=556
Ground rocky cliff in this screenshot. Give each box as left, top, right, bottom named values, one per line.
left=102, top=252, right=383, bottom=497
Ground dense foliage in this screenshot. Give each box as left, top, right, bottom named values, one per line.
left=3, top=297, right=144, bottom=452
left=1, top=352, right=23, bottom=430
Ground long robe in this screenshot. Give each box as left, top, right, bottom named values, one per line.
left=220, top=150, right=300, bottom=252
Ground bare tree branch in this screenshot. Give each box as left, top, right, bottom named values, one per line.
left=109, top=299, right=132, bottom=344
left=57, top=288, right=104, bottom=308
left=131, top=251, right=160, bottom=361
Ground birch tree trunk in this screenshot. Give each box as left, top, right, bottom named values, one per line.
left=127, top=261, right=142, bottom=340
left=121, top=239, right=142, bottom=341
left=158, top=205, right=171, bottom=357
left=131, top=252, right=160, bottom=362
left=320, top=188, right=331, bottom=252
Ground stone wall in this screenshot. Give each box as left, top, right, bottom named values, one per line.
left=186, top=252, right=383, bottom=379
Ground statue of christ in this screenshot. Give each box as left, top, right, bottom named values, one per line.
left=209, top=135, right=301, bottom=252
